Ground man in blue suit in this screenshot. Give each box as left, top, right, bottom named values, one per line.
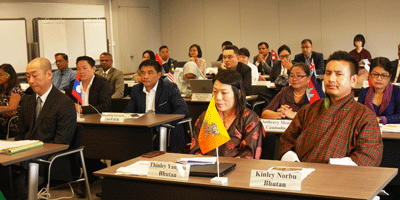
left=124, top=59, right=189, bottom=153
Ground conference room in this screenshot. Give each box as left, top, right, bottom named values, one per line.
left=1, top=0, right=400, bottom=199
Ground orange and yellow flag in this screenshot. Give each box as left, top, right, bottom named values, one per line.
left=198, top=97, right=231, bottom=154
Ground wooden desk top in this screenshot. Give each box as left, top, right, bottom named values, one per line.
left=0, top=108, right=16, bottom=114
left=382, top=132, right=400, bottom=140
left=0, top=143, right=68, bottom=166
left=78, top=113, right=185, bottom=128
left=184, top=95, right=258, bottom=103
left=94, top=153, right=397, bottom=200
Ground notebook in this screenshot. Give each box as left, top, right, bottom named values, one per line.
left=189, top=163, right=236, bottom=177
left=190, top=79, right=214, bottom=93
left=0, top=140, right=44, bottom=154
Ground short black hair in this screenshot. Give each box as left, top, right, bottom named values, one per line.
left=370, top=57, right=393, bottom=75
left=139, top=59, right=162, bottom=73
left=258, top=42, right=269, bottom=49
left=278, top=45, right=291, bottom=56
left=239, top=47, right=250, bottom=58
left=291, top=62, right=311, bottom=76
left=301, top=39, right=312, bottom=45
left=100, top=52, right=113, bottom=60
left=213, top=69, right=246, bottom=117
left=76, top=56, right=95, bottom=67
left=55, top=53, right=68, bottom=61
left=353, top=34, right=365, bottom=47
left=223, top=45, right=240, bottom=56
left=142, top=50, right=156, bottom=60
left=222, top=41, right=232, bottom=47
left=188, top=44, right=202, bottom=58
left=327, top=51, right=359, bottom=76
left=159, top=45, right=168, bottom=52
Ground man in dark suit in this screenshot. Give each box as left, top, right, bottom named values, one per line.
left=66, top=56, right=112, bottom=114
left=253, top=42, right=272, bottom=75
left=220, top=45, right=253, bottom=95
left=294, top=39, right=324, bottom=75
left=391, top=44, right=400, bottom=82
left=96, top=52, right=124, bottom=98
left=270, top=45, right=293, bottom=83
left=13, top=58, right=77, bottom=197
left=159, top=45, right=177, bottom=74
left=124, top=59, right=189, bottom=153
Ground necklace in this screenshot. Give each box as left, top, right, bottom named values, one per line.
left=293, top=91, right=305, bottom=97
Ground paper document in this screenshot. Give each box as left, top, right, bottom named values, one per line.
left=177, top=157, right=217, bottom=165
left=116, top=161, right=150, bottom=175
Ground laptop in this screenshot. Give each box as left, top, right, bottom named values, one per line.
left=190, top=79, right=214, bottom=93
left=173, top=61, right=187, bottom=68
left=190, top=163, right=236, bottom=177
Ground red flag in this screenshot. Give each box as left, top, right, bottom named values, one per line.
left=72, top=74, right=82, bottom=104
left=271, top=50, right=278, bottom=61
left=155, top=53, right=163, bottom=66
left=307, top=59, right=325, bottom=103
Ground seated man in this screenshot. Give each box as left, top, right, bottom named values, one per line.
left=124, top=59, right=189, bottom=153
left=14, top=57, right=77, bottom=198
left=294, top=39, right=324, bottom=75
left=51, top=53, right=76, bottom=91
left=270, top=45, right=293, bottom=82
left=159, top=45, right=177, bottom=74
left=217, top=41, right=232, bottom=61
left=391, top=43, right=400, bottom=82
left=96, top=52, right=124, bottom=98
left=253, top=42, right=272, bottom=74
left=239, top=47, right=258, bottom=84
left=279, top=51, right=383, bottom=166
left=66, top=56, right=112, bottom=114
left=221, top=45, right=253, bottom=95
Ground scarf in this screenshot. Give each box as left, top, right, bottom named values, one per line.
left=365, top=82, right=393, bottom=116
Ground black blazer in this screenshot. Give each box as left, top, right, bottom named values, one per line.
left=15, top=86, right=77, bottom=144
left=235, top=62, right=253, bottom=96
left=161, top=58, right=177, bottom=73
left=66, top=75, right=112, bottom=114
left=391, top=59, right=399, bottom=82
left=270, top=61, right=283, bottom=82
left=294, top=51, right=325, bottom=75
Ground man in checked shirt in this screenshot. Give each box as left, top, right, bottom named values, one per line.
left=279, top=51, right=383, bottom=166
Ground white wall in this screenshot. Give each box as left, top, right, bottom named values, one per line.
left=160, top=0, right=400, bottom=64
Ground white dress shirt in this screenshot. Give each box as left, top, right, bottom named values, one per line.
left=143, top=80, right=159, bottom=112
left=81, top=75, right=95, bottom=106
left=247, top=62, right=259, bottom=84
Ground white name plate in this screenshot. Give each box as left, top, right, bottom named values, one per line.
left=191, top=93, right=212, bottom=101
left=100, top=113, right=125, bottom=122
left=249, top=170, right=301, bottom=190
left=261, top=119, right=292, bottom=132
left=147, top=161, right=190, bottom=181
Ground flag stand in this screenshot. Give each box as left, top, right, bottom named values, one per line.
left=77, top=100, right=85, bottom=122
left=210, top=147, right=228, bottom=185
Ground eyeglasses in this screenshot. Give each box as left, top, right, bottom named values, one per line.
left=289, top=75, right=307, bottom=79
left=100, top=60, right=112, bottom=62
left=301, top=46, right=312, bottom=49
left=370, top=73, right=390, bottom=79
left=279, top=54, right=291, bottom=60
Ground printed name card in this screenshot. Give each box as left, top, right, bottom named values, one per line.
left=147, top=161, right=190, bottom=181
left=261, top=119, right=292, bottom=132
left=100, top=113, right=125, bottom=122
left=191, top=93, right=213, bottom=102
left=249, top=168, right=302, bottom=190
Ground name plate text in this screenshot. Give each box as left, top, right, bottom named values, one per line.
left=147, top=161, right=190, bottom=181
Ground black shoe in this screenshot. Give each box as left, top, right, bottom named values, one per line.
left=73, top=182, right=86, bottom=198
left=96, top=192, right=103, bottom=198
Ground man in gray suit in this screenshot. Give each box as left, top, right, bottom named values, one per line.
left=96, top=52, right=124, bottom=98
left=391, top=43, right=400, bottom=82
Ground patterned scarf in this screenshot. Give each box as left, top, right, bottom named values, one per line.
left=365, top=82, right=393, bottom=116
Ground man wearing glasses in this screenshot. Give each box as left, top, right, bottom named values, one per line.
left=52, top=53, right=76, bottom=91
left=270, top=45, right=293, bottom=82
left=96, top=52, right=124, bottom=98
left=294, top=39, right=325, bottom=75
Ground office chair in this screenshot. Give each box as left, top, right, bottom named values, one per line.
left=6, top=115, right=18, bottom=140
left=35, top=125, right=92, bottom=200
left=161, top=117, right=193, bottom=151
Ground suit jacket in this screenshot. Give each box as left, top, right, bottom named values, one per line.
left=235, top=62, right=253, bottom=96
left=162, top=58, right=177, bottom=74
left=391, top=59, right=399, bottom=82
left=253, top=52, right=272, bottom=75
left=124, top=79, right=189, bottom=153
left=66, top=75, right=112, bottom=114
left=96, top=68, right=125, bottom=98
left=294, top=51, right=325, bottom=75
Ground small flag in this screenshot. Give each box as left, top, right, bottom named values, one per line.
left=72, top=73, right=82, bottom=104
left=198, top=97, right=231, bottom=154
left=155, top=53, right=163, bottom=66
left=307, top=59, right=325, bottom=103
left=167, top=63, right=175, bottom=83
left=271, top=50, right=278, bottom=61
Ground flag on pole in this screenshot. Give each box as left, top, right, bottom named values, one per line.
left=155, top=53, right=163, bottom=66
left=307, top=59, right=325, bottom=103
left=271, top=50, right=278, bottom=61
left=167, top=63, right=175, bottom=83
left=198, top=97, right=231, bottom=154
left=72, top=73, right=82, bottom=104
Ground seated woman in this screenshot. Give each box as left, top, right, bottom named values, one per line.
left=189, top=44, right=206, bottom=76
left=358, top=57, right=400, bottom=124
left=349, top=34, right=372, bottom=63
left=261, top=63, right=311, bottom=119
left=190, top=69, right=264, bottom=159
left=175, top=61, right=206, bottom=97
left=132, top=50, right=156, bottom=82
left=66, top=56, right=112, bottom=114
left=0, top=64, right=22, bottom=139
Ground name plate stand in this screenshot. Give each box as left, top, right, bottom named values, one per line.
left=261, top=119, right=292, bottom=132
left=249, top=169, right=302, bottom=190
left=147, top=161, right=190, bottom=181
left=100, top=113, right=125, bottom=122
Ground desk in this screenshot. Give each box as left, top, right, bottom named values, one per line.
left=0, top=143, right=68, bottom=200
left=77, top=113, right=184, bottom=161
left=380, top=132, right=400, bottom=186
left=94, top=153, right=397, bottom=200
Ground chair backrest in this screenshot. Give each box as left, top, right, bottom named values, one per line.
left=69, top=124, right=84, bottom=150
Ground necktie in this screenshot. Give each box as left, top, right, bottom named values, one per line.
left=57, top=72, right=63, bottom=88
left=36, top=97, right=42, bottom=120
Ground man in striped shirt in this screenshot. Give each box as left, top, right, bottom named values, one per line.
left=279, top=51, right=383, bottom=166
